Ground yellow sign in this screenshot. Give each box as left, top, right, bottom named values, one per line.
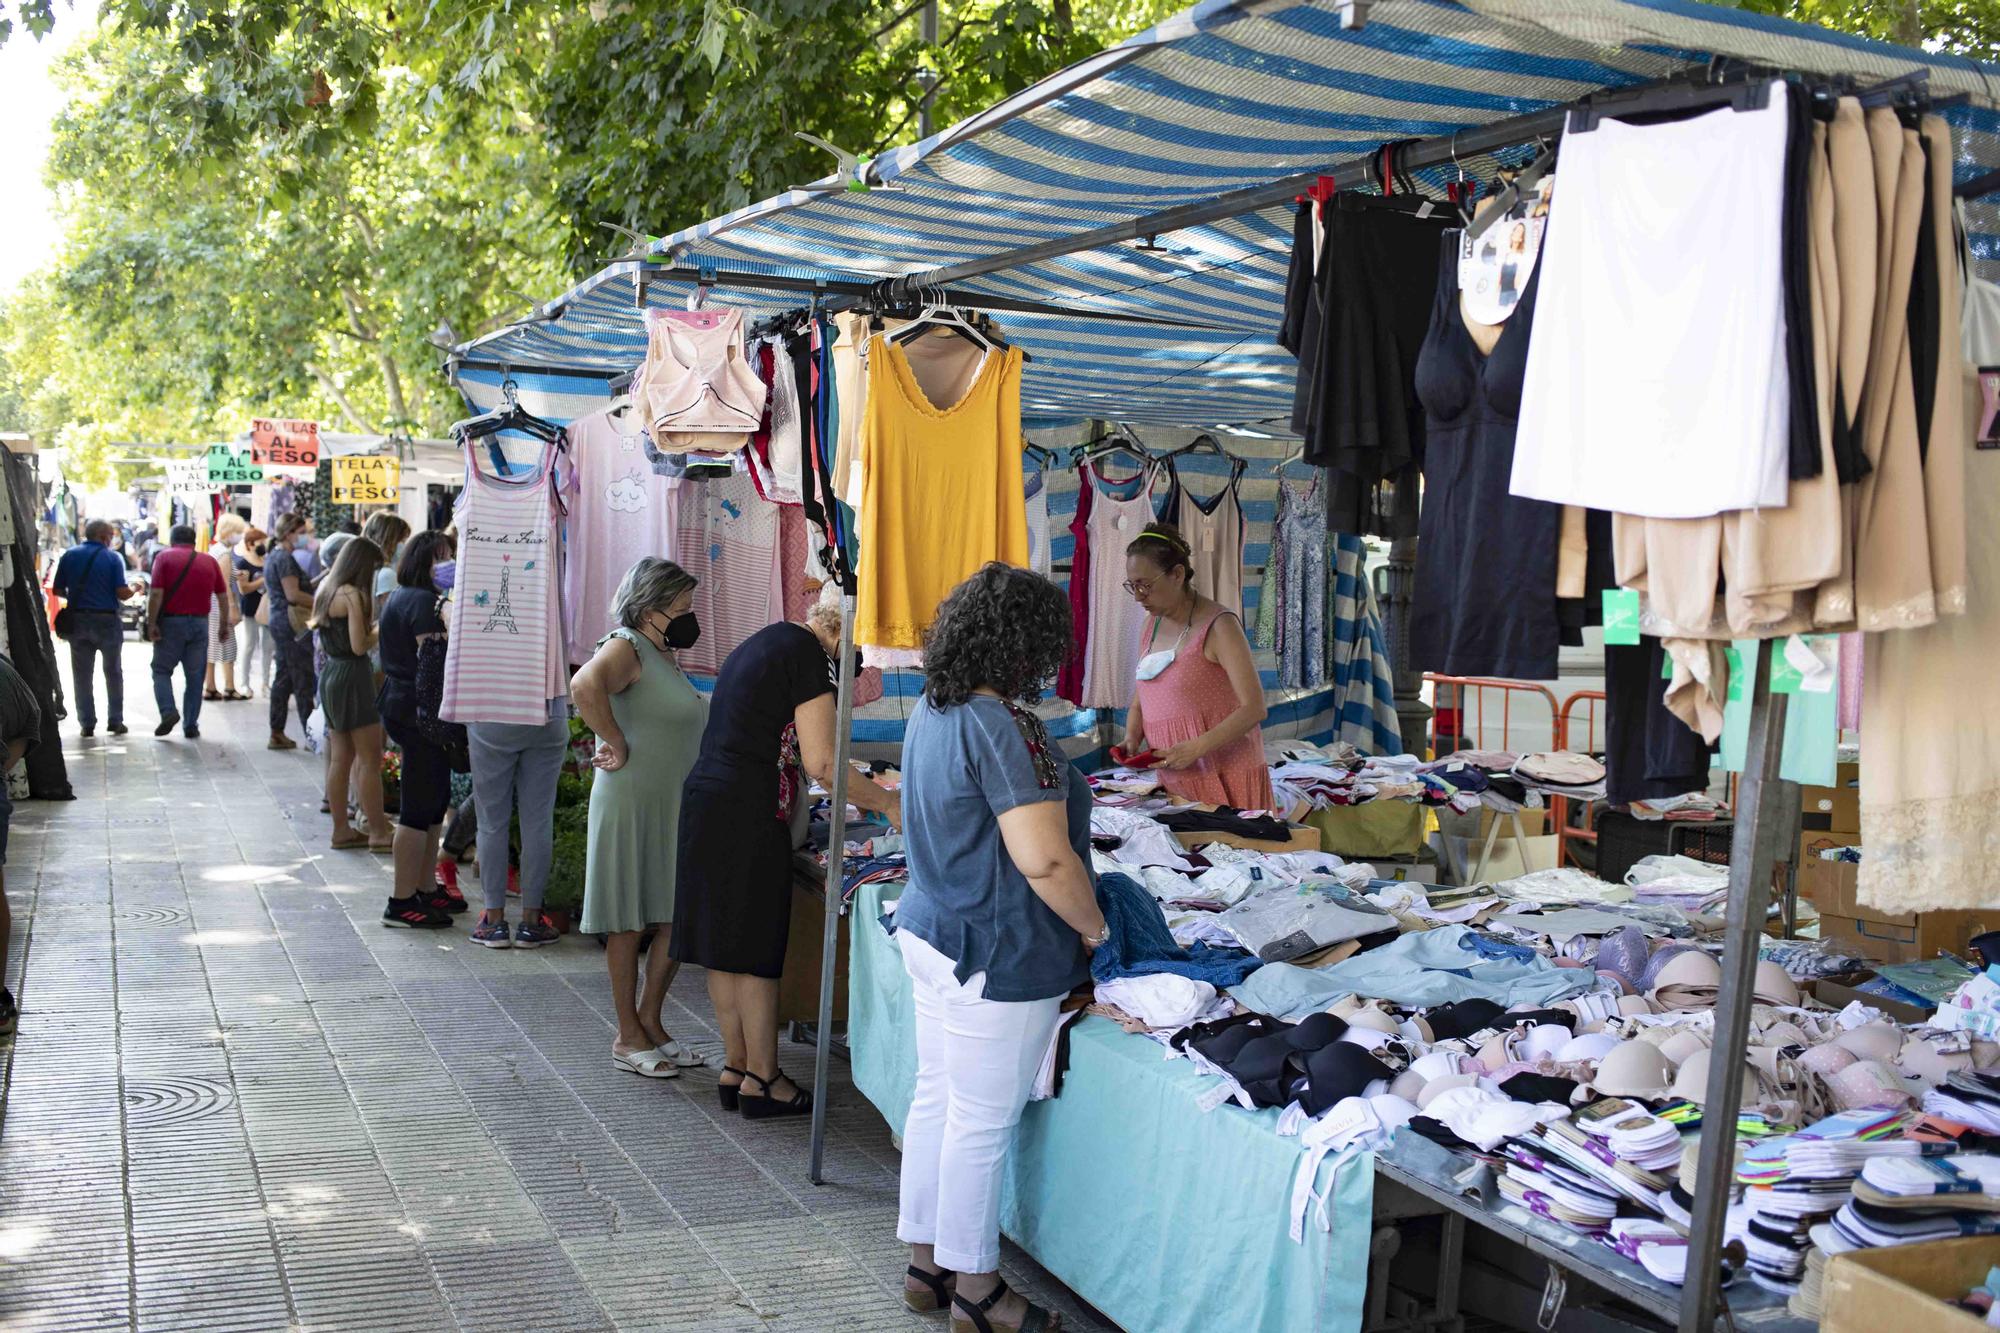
left=331, top=455, right=401, bottom=505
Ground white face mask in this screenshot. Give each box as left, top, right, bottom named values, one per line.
left=1134, top=648, right=1176, bottom=681
left=1133, top=614, right=1195, bottom=682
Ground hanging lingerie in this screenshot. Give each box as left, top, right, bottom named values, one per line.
left=639, top=308, right=768, bottom=451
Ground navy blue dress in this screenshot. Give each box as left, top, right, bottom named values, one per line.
left=1409, top=231, right=1563, bottom=680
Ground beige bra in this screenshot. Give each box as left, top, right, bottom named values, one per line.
left=640, top=308, right=767, bottom=437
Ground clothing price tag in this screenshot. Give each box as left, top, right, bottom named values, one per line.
left=1601, top=589, right=1641, bottom=645
left=1724, top=646, right=1745, bottom=702
left=1777, top=634, right=1838, bottom=694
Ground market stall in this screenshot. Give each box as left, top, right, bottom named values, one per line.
left=444, top=2, right=2000, bottom=1330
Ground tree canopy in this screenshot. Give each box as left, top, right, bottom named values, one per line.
left=0, top=0, right=1179, bottom=480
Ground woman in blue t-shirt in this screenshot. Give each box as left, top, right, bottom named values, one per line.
left=892, top=563, right=1109, bottom=1333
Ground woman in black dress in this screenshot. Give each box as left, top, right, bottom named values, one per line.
left=672, top=593, right=900, bottom=1118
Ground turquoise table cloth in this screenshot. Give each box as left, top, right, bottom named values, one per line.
left=848, top=882, right=1373, bottom=1333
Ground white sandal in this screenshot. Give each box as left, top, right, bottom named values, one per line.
left=653, top=1039, right=705, bottom=1069
left=612, top=1046, right=681, bottom=1079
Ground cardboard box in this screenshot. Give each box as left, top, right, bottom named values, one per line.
left=1809, top=852, right=1994, bottom=963
left=1823, top=1236, right=2000, bottom=1333
left=1173, top=823, right=1321, bottom=854
left=1801, top=760, right=1861, bottom=835
left=1806, top=972, right=1933, bottom=1025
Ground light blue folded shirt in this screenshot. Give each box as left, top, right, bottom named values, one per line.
left=1227, top=925, right=1596, bottom=1018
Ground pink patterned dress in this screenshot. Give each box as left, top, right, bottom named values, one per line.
left=1134, top=608, right=1273, bottom=811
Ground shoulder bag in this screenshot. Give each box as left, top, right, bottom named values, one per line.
left=53, top=545, right=116, bottom=642
left=146, top=548, right=202, bottom=643
left=413, top=594, right=470, bottom=772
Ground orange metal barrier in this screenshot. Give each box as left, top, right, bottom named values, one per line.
left=1423, top=674, right=1561, bottom=758
left=1555, top=689, right=1607, bottom=870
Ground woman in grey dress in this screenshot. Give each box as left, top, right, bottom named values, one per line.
left=570, top=558, right=708, bottom=1080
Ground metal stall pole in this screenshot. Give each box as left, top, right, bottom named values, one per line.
left=809, top=586, right=860, bottom=1186
left=1679, top=641, right=1790, bottom=1332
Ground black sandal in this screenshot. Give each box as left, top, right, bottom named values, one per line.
left=950, top=1279, right=1058, bottom=1333
left=904, top=1264, right=956, bottom=1314
left=717, top=1066, right=747, bottom=1113
left=737, top=1068, right=812, bottom=1120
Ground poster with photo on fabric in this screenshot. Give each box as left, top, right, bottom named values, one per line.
left=249, top=417, right=321, bottom=469
left=1459, top=176, right=1551, bottom=325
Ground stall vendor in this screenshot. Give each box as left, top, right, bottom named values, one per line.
left=1121, top=521, right=1273, bottom=811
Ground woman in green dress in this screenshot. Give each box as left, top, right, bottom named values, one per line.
left=570, top=557, right=709, bottom=1079
left=310, top=536, right=392, bottom=852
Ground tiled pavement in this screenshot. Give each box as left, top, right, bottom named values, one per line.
left=0, top=640, right=1112, bottom=1332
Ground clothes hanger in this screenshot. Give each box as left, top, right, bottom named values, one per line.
left=886, top=289, right=995, bottom=354
left=1567, top=73, right=1773, bottom=134
left=1023, top=443, right=1059, bottom=470
left=1163, top=432, right=1249, bottom=486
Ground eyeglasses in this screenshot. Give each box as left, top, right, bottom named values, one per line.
left=1121, top=579, right=1155, bottom=597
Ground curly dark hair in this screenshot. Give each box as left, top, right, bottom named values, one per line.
left=922, top=563, right=1073, bottom=708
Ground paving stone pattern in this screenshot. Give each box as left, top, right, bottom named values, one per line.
left=0, top=641, right=1111, bottom=1332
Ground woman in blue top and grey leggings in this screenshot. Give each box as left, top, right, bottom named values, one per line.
left=893, top=564, right=1109, bottom=1333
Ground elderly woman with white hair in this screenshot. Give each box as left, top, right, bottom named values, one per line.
left=570, top=557, right=708, bottom=1079
left=671, top=588, right=901, bottom=1118
left=203, top=513, right=248, bottom=702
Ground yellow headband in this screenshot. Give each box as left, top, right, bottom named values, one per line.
left=1138, top=525, right=1190, bottom=556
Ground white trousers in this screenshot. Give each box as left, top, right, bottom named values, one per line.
left=895, top=931, right=1063, bottom=1274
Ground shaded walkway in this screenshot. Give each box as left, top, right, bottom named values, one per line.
left=0, top=639, right=1105, bottom=1331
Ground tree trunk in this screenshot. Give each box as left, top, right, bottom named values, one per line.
left=303, top=361, right=375, bottom=434
left=1898, top=0, right=1922, bottom=45
left=378, top=351, right=411, bottom=432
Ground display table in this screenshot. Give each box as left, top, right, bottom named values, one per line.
left=847, top=880, right=1371, bottom=1333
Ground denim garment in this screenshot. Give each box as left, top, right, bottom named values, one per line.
left=151, top=616, right=209, bottom=729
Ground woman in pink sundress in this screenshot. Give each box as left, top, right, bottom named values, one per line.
left=1121, top=522, right=1273, bottom=811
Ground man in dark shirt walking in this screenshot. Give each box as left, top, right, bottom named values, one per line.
left=50, top=518, right=135, bottom=737
left=145, top=525, right=230, bottom=739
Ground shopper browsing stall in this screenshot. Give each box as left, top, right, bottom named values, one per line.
left=374, top=530, right=460, bottom=930
left=202, top=513, right=248, bottom=704
left=672, top=590, right=901, bottom=1118
left=1121, top=522, right=1272, bottom=811
left=892, top=563, right=1107, bottom=1333
left=264, top=513, right=316, bottom=750
left=310, top=538, right=393, bottom=851
left=570, top=558, right=707, bottom=1077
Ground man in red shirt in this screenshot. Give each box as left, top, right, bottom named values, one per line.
left=145, top=525, right=232, bottom=739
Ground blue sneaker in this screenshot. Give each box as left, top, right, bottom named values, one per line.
left=513, top=915, right=558, bottom=950
left=470, top=913, right=512, bottom=949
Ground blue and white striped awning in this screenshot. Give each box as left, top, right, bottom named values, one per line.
left=454, top=0, right=2000, bottom=431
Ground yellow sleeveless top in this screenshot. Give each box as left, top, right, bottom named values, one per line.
left=855, top=338, right=1028, bottom=649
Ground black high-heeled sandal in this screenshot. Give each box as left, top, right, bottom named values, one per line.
left=904, top=1264, right=956, bottom=1314
left=737, top=1068, right=812, bottom=1120
left=717, top=1066, right=746, bottom=1113
left=950, top=1279, right=1058, bottom=1333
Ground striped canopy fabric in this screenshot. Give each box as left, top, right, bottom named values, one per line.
left=454, top=0, right=2000, bottom=432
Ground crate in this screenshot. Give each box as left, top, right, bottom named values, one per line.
left=1592, top=810, right=1733, bottom=886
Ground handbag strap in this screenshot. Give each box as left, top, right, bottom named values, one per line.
left=157, top=546, right=201, bottom=609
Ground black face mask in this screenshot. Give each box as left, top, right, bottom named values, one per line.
left=663, top=613, right=700, bottom=650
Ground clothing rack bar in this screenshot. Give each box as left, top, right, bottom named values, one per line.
left=809, top=589, right=861, bottom=1185
left=620, top=265, right=1238, bottom=330
left=879, top=102, right=1573, bottom=301
left=1679, top=641, right=1790, bottom=1333
left=1956, top=164, right=2000, bottom=199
